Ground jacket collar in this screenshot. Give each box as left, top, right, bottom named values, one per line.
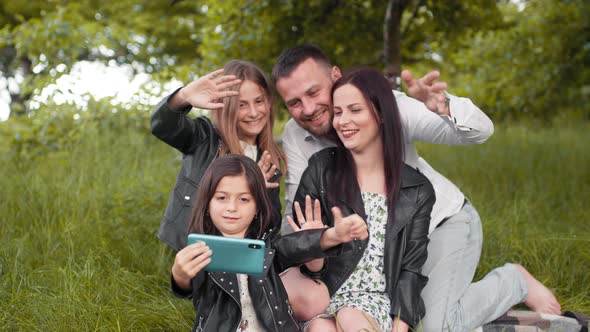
left=399, top=164, right=429, bottom=188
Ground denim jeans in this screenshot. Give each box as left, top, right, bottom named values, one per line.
left=420, top=201, right=528, bottom=332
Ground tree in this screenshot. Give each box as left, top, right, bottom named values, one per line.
left=447, top=0, right=590, bottom=120
left=382, top=0, right=503, bottom=89
left=0, top=1, right=204, bottom=118
left=195, top=0, right=503, bottom=89
left=2, top=1, right=585, bottom=121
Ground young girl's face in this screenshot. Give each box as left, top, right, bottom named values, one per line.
left=236, top=80, right=270, bottom=145
left=209, top=174, right=257, bottom=238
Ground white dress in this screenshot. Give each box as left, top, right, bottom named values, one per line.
left=237, top=273, right=265, bottom=331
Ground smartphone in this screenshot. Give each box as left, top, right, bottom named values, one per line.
left=268, top=167, right=282, bottom=183
left=187, top=233, right=266, bottom=275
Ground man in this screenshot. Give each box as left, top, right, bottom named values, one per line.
left=272, top=45, right=560, bottom=331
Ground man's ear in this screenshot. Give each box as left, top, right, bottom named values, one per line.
left=331, top=66, right=342, bottom=81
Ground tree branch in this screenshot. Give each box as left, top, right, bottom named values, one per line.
left=401, top=0, right=425, bottom=38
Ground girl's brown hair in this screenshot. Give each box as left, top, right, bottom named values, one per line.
left=213, top=60, right=286, bottom=174
left=187, top=155, right=272, bottom=239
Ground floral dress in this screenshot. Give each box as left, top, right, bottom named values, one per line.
left=323, top=192, right=391, bottom=331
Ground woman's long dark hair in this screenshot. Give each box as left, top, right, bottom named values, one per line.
left=187, top=155, right=272, bottom=239
left=329, top=67, right=405, bottom=210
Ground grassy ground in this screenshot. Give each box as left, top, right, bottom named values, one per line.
left=0, top=121, right=588, bottom=330
left=416, top=123, right=590, bottom=312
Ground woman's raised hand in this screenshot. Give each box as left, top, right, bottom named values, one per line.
left=171, top=242, right=212, bottom=290
left=257, top=151, right=280, bottom=189
left=287, top=195, right=326, bottom=232
left=316, top=207, right=369, bottom=250
left=331, top=207, right=368, bottom=243
left=178, top=68, right=242, bottom=110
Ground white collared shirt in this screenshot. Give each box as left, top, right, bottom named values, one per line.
left=282, top=90, right=494, bottom=235
left=239, top=140, right=258, bottom=162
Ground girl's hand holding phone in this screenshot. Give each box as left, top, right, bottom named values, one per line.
left=171, top=242, right=213, bottom=290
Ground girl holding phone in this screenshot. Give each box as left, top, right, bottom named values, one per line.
left=171, top=155, right=368, bottom=331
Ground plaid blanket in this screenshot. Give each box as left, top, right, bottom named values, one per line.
left=479, top=310, right=589, bottom=332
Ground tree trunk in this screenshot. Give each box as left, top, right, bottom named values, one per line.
left=383, top=0, right=409, bottom=90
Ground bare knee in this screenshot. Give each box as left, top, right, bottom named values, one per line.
left=281, top=268, right=329, bottom=321
left=291, top=283, right=329, bottom=320
left=307, top=318, right=337, bottom=332
left=335, top=307, right=379, bottom=332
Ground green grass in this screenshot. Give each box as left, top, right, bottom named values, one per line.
left=0, top=121, right=588, bottom=330
left=416, top=123, right=590, bottom=312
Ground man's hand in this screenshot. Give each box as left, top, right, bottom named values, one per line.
left=401, top=69, right=450, bottom=116
left=170, top=68, right=242, bottom=110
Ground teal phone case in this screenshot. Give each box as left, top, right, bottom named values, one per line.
left=187, top=234, right=266, bottom=275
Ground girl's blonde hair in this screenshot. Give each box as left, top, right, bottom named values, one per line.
left=213, top=60, right=286, bottom=174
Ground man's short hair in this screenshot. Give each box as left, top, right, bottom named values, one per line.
left=272, top=44, right=332, bottom=83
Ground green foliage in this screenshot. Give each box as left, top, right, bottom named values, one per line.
left=446, top=0, right=590, bottom=121
left=191, top=0, right=503, bottom=122
left=194, top=0, right=502, bottom=71
left=3, top=0, right=587, bottom=121
left=0, top=1, right=204, bottom=115
left=0, top=96, right=149, bottom=165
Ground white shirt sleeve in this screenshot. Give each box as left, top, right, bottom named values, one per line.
left=396, top=90, right=494, bottom=145
left=281, top=121, right=309, bottom=227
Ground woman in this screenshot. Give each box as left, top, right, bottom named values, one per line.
left=151, top=60, right=286, bottom=251
left=292, top=67, right=435, bottom=331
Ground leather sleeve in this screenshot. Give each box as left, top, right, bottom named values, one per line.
left=150, top=88, right=212, bottom=155
left=272, top=229, right=342, bottom=273
left=291, top=155, right=331, bottom=228
left=268, top=186, right=283, bottom=233
left=389, top=182, right=435, bottom=327
left=170, top=271, right=207, bottom=300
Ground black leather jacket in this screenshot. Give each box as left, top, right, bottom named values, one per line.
left=150, top=93, right=282, bottom=251
left=171, top=229, right=341, bottom=332
left=293, top=147, right=435, bottom=328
